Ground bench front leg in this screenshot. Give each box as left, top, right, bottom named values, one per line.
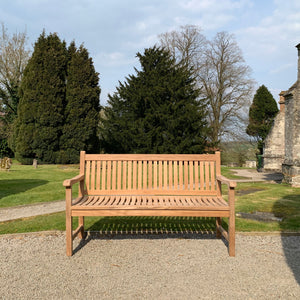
left=228, top=186, right=235, bottom=257
left=216, top=175, right=236, bottom=257
left=66, top=187, right=73, bottom=256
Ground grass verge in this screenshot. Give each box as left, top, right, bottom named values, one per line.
left=1, top=181, right=299, bottom=235
left=0, top=161, right=78, bottom=208
left=0, top=163, right=299, bottom=234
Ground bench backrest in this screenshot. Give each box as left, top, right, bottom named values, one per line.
left=80, top=151, right=221, bottom=196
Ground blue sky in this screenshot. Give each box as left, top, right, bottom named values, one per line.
left=1, top=0, right=300, bottom=105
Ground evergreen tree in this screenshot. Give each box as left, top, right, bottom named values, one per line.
left=14, top=31, right=68, bottom=164
left=58, top=42, right=100, bottom=163
left=101, top=46, right=209, bottom=154
left=246, top=85, right=279, bottom=154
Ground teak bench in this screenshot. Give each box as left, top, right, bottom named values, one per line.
left=63, top=151, right=236, bottom=256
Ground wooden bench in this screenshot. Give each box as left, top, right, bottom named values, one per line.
left=63, top=151, right=236, bottom=256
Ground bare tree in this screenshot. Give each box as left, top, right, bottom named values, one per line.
left=200, top=32, right=254, bottom=144
left=158, top=25, right=206, bottom=76
left=0, top=23, right=31, bottom=126
left=158, top=27, right=254, bottom=144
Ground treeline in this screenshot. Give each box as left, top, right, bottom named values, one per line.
left=1, top=25, right=260, bottom=164
left=4, top=31, right=100, bottom=164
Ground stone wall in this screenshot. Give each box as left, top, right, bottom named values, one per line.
left=264, top=43, right=300, bottom=186
left=282, top=43, right=300, bottom=186
left=263, top=93, right=285, bottom=172
left=282, top=84, right=300, bottom=186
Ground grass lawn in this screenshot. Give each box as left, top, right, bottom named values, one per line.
left=0, top=163, right=299, bottom=234
left=0, top=160, right=79, bottom=208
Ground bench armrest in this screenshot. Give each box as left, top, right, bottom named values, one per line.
left=216, top=175, right=237, bottom=188
left=63, top=174, right=85, bottom=188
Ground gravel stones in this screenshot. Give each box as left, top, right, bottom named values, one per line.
left=0, top=232, right=299, bottom=299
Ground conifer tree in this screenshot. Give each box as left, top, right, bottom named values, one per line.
left=14, top=31, right=68, bottom=164
left=246, top=85, right=279, bottom=154
left=101, top=46, right=209, bottom=154
left=58, top=42, right=100, bottom=163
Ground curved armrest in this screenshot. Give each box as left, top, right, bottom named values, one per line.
left=63, top=174, right=85, bottom=188
left=216, top=175, right=237, bottom=188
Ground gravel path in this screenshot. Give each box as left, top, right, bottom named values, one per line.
left=231, top=169, right=283, bottom=183
left=0, top=232, right=299, bottom=299
left=1, top=169, right=298, bottom=298
left=0, top=200, right=65, bottom=222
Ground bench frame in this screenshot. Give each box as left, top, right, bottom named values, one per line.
left=63, top=151, right=236, bottom=256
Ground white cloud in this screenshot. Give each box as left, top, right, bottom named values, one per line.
left=233, top=0, right=300, bottom=96
left=95, top=52, right=136, bottom=67
left=180, top=0, right=253, bottom=30
left=270, top=63, right=294, bottom=75
left=181, top=0, right=252, bottom=11
left=236, top=1, right=300, bottom=58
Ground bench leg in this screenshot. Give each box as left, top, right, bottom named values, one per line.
left=66, top=214, right=73, bottom=257
left=228, top=215, right=235, bottom=257
left=78, top=216, right=86, bottom=239
left=216, top=217, right=222, bottom=238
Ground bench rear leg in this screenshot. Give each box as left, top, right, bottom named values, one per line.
left=78, top=216, right=86, bottom=239
left=216, top=217, right=222, bottom=238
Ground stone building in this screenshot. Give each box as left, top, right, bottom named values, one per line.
left=264, top=43, right=300, bottom=186
left=263, top=92, right=285, bottom=172
left=282, top=44, right=300, bottom=186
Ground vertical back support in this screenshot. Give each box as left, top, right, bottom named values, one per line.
left=82, top=154, right=220, bottom=195
left=215, top=151, right=222, bottom=196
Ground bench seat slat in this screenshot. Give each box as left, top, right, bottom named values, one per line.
left=72, top=195, right=229, bottom=210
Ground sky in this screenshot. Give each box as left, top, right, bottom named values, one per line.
left=1, top=0, right=300, bottom=106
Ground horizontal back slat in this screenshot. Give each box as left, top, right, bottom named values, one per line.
left=83, top=153, right=220, bottom=196
left=85, top=154, right=218, bottom=161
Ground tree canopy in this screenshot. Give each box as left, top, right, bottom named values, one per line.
left=14, top=31, right=100, bottom=164
left=58, top=42, right=100, bottom=163
left=100, top=46, right=209, bottom=154
left=246, top=85, right=279, bottom=154
left=159, top=26, right=254, bottom=144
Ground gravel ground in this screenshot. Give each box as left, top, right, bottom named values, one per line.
left=0, top=232, right=299, bottom=299
left=0, top=201, right=65, bottom=222
left=231, top=169, right=283, bottom=183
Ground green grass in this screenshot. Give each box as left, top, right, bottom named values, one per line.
left=0, top=164, right=299, bottom=235
left=0, top=213, right=217, bottom=235
left=233, top=182, right=300, bottom=232
left=0, top=160, right=79, bottom=208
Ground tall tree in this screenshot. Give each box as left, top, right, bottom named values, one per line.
left=100, top=46, right=209, bottom=154
left=14, top=31, right=68, bottom=164
left=58, top=42, right=101, bottom=163
left=159, top=27, right=254, bottom=144
left=246, top=85, right=279, bottom=154
left=200, top=32, right=254, bottom=144
left=158, top=25, right=206, bottom=74
left=0, top=23, right=31, bottom=156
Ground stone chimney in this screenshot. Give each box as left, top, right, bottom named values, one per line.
left=296, top=43, right=300, bottom=83
left=279, top=91, right=286, bottom=112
